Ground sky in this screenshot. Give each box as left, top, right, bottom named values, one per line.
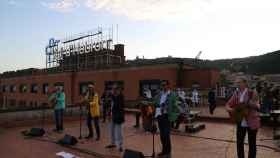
left=1, top=0, right=280, bottom=73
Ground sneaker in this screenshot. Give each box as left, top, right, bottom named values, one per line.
left=105, top=144, right=116, bottom=148
left=95, top=137, right=100, bottom=141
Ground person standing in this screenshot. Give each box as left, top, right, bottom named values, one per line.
left=226, top=78, right=260, bottom=158
left=208, top=88, right=216, bottom=115
left=192, top=89, right=199, bottom=107
left=49, top=86, right=65, bottom=133
left=84, top=82, right=101, bottom=140
left=105, top=86, right=125, bottom=152
left=154, top=81, right=179, bottom=158
left=101, top=89, right=112, bottom=123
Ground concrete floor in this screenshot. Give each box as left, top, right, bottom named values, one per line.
left=0, top=113, right=279, bottom=158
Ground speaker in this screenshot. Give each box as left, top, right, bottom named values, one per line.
left=58, top=134, right=78, bottom=145
left=29, top=128, right=45, bottom=137
left=123, top=149, right=145, bottom=158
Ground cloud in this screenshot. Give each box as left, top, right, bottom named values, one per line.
left=41, top=0, right=80, bottom=12
left=84, top=0, right=207, bottom=21
left=8, top=0, right=17, bottom=6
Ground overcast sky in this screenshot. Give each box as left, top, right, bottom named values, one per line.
left=1, top=0, right=280, bottom=72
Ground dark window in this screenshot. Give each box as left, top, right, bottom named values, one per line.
left=10, top=85, right=17, bottom=93
left=139, top=80, right=163, bottom=98
left=42, top=83, right=49, bottom=94
left=31, top=84, right=38, bottom=93
left=20, top=84, right=28, bottom=93
left=2, top=85, right=9, bottom=93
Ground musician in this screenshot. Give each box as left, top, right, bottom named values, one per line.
left=226, top=78, right=260, bottom=158
left=48, top=86, right=65, bottom=133
left=101, top=89, right=112, bottom=123
left=105, top=85, right=125, bottom=152
left=208, top=88, right=216, bottom=115
left=83, top=82, right=101, bottom=140
left=154, top=81, right=179, bottom=158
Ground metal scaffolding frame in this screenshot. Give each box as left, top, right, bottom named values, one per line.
left=45, top=27, right=118, bottom=71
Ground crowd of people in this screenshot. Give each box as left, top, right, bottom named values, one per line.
left=256, top=82, right=280, bottom=113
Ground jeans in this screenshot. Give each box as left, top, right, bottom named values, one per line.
left=158, top=114, right=171, bottom=155
left=54, top=109, right=64, bottom=131
left=109, top=122, right=123, bottom=149
left=87, top=113, right=100, bottom=138
left=237, top=126, right=258, bottom=158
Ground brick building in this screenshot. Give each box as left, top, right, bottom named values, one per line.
left=0, top=44, right=220, bottom=110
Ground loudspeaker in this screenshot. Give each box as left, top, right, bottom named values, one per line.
left=29, top=128, right=45, bottom=137
left=58, top=134, right=78, bottom=145
left=123, top=149, right=145, bottom=158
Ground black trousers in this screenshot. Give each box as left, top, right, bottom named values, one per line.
left=209, top=101, right=216, bottom=114
left=158, top=114, right=171, bottom=155
left=102, top=105, right=107, bottom=122
left=236, top=126, right=258, bottom=158
left=135, top=113, right=141, bottom=127
left=87, top=113, right=100, bottom=138
left=54, top=109, right=64, bottom=131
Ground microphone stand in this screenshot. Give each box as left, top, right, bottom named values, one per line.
left=79, top=103, right=83, bottom=139
left=41, top=104, right=46, bottom=130
left=145, top=101, right=157, bottom=158
left=151, top=116, right=156, bottom=158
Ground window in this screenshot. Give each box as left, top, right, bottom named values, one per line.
left=31, top=84, right=38, bottom=93
left=10, top=85, right=17, bottom=93
left=2, top=85, right=9, bottom=93
left=20, top=84, right=28, bottom=93
left=139, top=80, right=164, bottom=98
left=42, top=83, right=49, bottom=94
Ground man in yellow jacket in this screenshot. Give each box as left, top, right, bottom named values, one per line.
left=84, top=82, right=100, bottom=140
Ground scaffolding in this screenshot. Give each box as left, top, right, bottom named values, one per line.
left=45, top=27, right=123, bottom=72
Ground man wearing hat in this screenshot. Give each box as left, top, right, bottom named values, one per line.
left=153, top=80, right=179, bottom=158
left=83, top=81, right=101, bottom=140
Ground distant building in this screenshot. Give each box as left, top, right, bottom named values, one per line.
left=0, top=30, right=220, bottom=110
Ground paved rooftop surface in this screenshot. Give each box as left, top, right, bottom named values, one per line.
left=0, top=113, right=280, bottom=158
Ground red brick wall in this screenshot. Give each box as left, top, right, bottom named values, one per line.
left=0, top=65, right=220, bottom=108
left=182, top=69, right=220, bottom=89
left=73, top=65, right=178, bottom=102
left=0, top=73, right=72, bottom=107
